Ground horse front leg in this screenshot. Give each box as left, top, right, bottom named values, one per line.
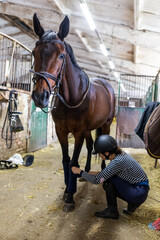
left=55, top=127, right=71, bottom=201
left=63, top=132, right=85, bottom=212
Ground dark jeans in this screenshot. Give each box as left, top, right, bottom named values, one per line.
left=105, top=176, right=149, bottom=206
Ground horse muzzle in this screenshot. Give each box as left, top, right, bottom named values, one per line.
left=32, top=89, right=50, bottom=108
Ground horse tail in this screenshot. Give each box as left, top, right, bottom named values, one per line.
left=106, top=83, right=116, bottom=124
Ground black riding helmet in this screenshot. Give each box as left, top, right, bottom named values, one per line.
left=93, top=135, right=118, bottom=154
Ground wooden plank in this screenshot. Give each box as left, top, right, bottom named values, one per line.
left=77, top=59, right=111, bottom=76
left=1, top=2, right=160, bottom=52
left=138, top=12, right=160, bottom=33
left=142, top=0, right=160, bottom=16
left=0, top=26, right=21, bottom=35
left=5, top=0, right=58, bottom=10
left=86, top=0, right=133, bottom=10
left=137, top=46, right=160, bottom=68
left=113, top=58, right=159, bottom=75
left=63, top=0, right=134, bottom=27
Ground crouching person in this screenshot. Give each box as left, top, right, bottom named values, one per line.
left=72, top=135, right=149, bottom=219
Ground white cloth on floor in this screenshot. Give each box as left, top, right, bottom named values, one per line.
left=7, top=153, right=24, bottom=165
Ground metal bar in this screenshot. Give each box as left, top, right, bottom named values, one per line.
left=119, top=74, right=158, bottom=108
left=0, top=32, right=32, bottom=53
left=0, top=33, right=32, bottom=92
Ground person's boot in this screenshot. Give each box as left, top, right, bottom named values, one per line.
left=123, top=203, right=139, bottom=215
left=95, top=181, right=119, bottom=219
left=95, top=207, right=119, bottom=219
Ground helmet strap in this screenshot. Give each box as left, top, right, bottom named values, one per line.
left=102, top=153, right=110, bottom=160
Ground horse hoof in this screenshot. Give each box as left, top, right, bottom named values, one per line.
left=63, top=203, right=75, bottom=212
left=63, top=192, right=69, bottom=201
left=79, top=177, right=86, bottom=182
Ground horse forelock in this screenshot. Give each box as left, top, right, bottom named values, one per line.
left=40, top=30, right=57, bottom=42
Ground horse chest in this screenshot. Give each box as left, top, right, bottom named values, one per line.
left=52, top=109, right=86, bottom=132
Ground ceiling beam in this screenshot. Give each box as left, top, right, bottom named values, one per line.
left=1, top=14, right=37, bottom=40
left=1, top=2, right=160, bottom=52
left=73, top=47, right=158, bottom=75
left=140, top=0, right=160, bottom=16
left=138, top=12, right=160, bottom=33
left=113, top=58, right=158, bottom=76
left=136, top=46, right=160, bottom=68
left=77, top=60, right=110, bottom=76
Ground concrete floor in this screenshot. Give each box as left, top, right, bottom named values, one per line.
left=0, top=138, right=160, bottom=240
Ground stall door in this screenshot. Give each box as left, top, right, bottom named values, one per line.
left=116, top=106, right=145, bottom=148
left=28, top=101, right=48, bottom=152
left=116, top=74, right=159, bottom=148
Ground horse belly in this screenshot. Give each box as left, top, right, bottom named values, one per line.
left=87, top=110, right=110, bottom=131
left=86, top=88, right=113, bottom=130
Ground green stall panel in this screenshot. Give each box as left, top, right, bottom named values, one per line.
left=28, top=101, right=48, bottom=152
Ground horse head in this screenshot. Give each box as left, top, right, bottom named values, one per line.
left=31, top=13, right=69, bottom=108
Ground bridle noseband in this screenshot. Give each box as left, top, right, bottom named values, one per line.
left=30, top=38, right=90, bottom=112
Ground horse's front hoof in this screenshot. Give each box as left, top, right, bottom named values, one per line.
left=63, top=203, right=75, bottom=212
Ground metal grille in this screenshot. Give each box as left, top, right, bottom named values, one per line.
left=119, top=74, right=158, bottom=108
left=0, top=32, right=32, bottom=92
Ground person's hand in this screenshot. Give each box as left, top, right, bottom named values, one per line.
left=71, top=166, right=81, bottom=175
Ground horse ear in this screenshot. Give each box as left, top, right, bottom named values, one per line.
left=33, top=13, right=45, bottom=38
left=57, top=16, right=70, bottom=40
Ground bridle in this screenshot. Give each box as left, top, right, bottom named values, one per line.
left=30, top=38, right=90, bottom=112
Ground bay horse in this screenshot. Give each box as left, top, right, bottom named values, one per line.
left=31, top=14, right=115, bottom=212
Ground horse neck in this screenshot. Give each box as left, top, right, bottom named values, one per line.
left=61, top=54, right=88, bottom=105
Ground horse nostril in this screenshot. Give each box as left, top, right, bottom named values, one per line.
left=32, top=90, right=37, bottom=101
left=32, top=90, right=49, bottom=108
left=44, top=90, right=50, bottom=100
left=41, top=90, right=50, bottom=101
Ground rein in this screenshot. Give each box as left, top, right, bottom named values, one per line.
left=30, top=38, right=90, bottom=112
left=57, top=79, right=90, bottom=109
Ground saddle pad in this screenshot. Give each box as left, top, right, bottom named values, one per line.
left=144, top=104, right=160, bottom=158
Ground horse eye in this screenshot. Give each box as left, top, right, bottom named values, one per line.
left=59, top=54, right=64, bottom=59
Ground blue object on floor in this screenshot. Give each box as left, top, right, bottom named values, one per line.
left=148, top=222, right=155, bottom=230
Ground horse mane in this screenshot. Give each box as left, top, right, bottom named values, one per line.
left=64, top=42, right=81, bottom=70
left=64, top=41, right=89, bottom=81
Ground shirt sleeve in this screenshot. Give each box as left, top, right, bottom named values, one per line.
left=81, top=158, right=123, bottom=184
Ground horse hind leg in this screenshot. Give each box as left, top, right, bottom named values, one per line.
left=96, top=123, right=111, bottom=170
left=78, top=132, right=93, bottom=182
left=95, top=122, right=110, bottom=139
left=84, top=131, right=93, bottom=172
left=102, top=122, right=111, bottom=135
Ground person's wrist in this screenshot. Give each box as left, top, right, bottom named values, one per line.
left=80, top=170, right=84, bottom=176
